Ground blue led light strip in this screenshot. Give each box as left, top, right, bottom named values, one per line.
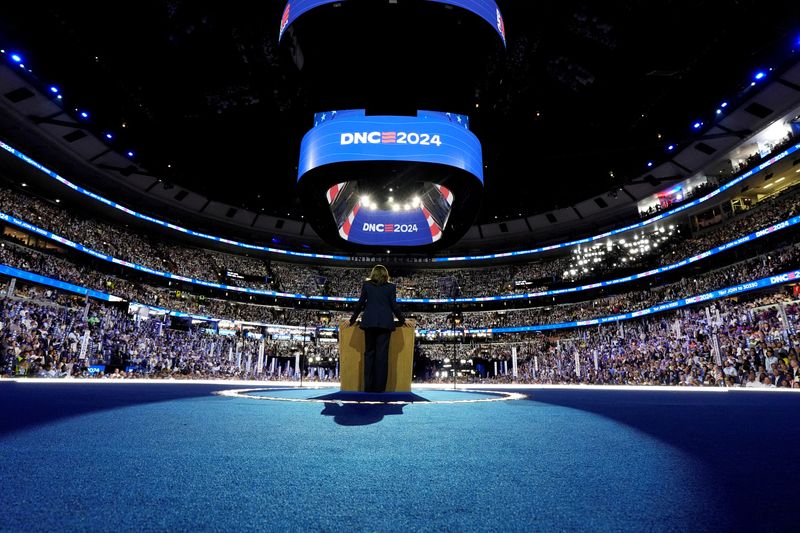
left=0, top=141, right=350, bottom=262
left=0, top=263, right=120, bottom=302
left=1, top=260, right=796, bottom=337
left=0, top=209, right=797, bottom=304
left=1, top=139, right=797, bottom=263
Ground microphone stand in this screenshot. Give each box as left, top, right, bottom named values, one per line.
left=300, top=317, right=306, bottom=388
left=452, top=312, right=457, bottom=390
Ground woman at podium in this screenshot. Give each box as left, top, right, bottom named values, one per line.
left=349, top=265, right=406, bottom=392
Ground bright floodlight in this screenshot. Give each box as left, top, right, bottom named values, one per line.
left=754, top=71, right=766, bottom=80
left=49, top=86, right=59, bottom=94
left=10, top=53, right=21, bottom=63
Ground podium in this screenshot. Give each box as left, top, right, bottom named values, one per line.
left=338, top=320, right=415, bottom=392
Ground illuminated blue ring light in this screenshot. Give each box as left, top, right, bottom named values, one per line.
left=279, top=0, right=506, bottom=46
left=1, top=138, right=798, bottom=263
left=0, top=207, right=797, bottom=305
left=2, top=259, right=797, bottom=337
left=213, top=388, right=526, bottom=404
left=297, top=109, right=484, bottom=249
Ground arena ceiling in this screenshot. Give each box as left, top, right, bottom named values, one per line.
left=0, top=1, right=798, bottom=224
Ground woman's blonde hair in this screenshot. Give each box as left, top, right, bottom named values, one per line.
left=369, top=264, right=390, bottom=284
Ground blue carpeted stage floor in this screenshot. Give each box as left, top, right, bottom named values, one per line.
left=0, top=382, right=797, bottom=532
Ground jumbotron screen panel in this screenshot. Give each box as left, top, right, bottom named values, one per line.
left=279, top=0, right=506, bottom=44
left=298, top=110, right=483, bottom=182
left=297, top=109, right=483, bottom=248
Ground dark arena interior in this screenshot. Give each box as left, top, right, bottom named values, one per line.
left=1, top=1, right=800, bottom=531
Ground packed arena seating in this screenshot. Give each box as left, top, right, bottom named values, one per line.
left=2, top=143, right=800, bottom=387
left=1, top=178, right=800, bottom=298
left=2, top=221, right=799, bottom=330
left=419, top=291, right=800, bottom=387
left=3, top=274, right=799, bottom=387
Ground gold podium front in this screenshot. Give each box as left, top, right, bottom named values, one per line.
left=338, top=320, right=415, bottom=392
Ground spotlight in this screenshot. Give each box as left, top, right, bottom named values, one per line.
left=754, top=71, right=766, bottom=81
left=360, top=195, right=370, bottom=204
left=79, top=111, right=89, bottom=119
left=49, top=86, right=59, bottom=94
left=21, top=182, right=27, bottom=187
left=10, top=53, right=22, bottom=63
left=692, top=122, right=702, bottom=129
left=720, top=102, right=728, bottom=108
left=667, top=144, right=675, bottom=151
left=127, top=151, right=134, bottom=157
left=105, top=133, right=113, bottom=140
left=647, top=162, right=653, bottom=167
left=391, top=204, right=400, bottom=212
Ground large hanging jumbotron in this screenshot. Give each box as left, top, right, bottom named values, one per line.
left=279, top=0, right=505, bottom=251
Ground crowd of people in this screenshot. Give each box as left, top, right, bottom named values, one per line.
left=1, top=223, right=799, bottom=333
left=1, top=209, right=800, bottom=335
left=3, top=275, right=799, bottom=388
left=1, top=139, right=799, bottom=387
left=419, top=290, right=800, bottom=388
left=1, top=166, right=799, bottom=299
left=0, top=282, right=338, bottom=380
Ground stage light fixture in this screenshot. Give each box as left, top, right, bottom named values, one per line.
left=754, top=71, right=766, bottom=80
left=79, top=111, right=88, bottom=118
left=105, top=133, right=113, bottom=139
left=49, top=86, right=59, bottom=94
left=127, top=151, right=134, bottom=157
left=10, top=53, right=21, bottom=63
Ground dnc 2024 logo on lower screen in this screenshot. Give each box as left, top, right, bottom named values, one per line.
left=362, top=223, right=420, bottom=233
left=348, top=211, right=432, bottom=246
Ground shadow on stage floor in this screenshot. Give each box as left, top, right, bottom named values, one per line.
left=313, top=391, right=429, bottom=426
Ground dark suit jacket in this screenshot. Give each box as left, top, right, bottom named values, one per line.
left=350, top=281, right=405, bottom=330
